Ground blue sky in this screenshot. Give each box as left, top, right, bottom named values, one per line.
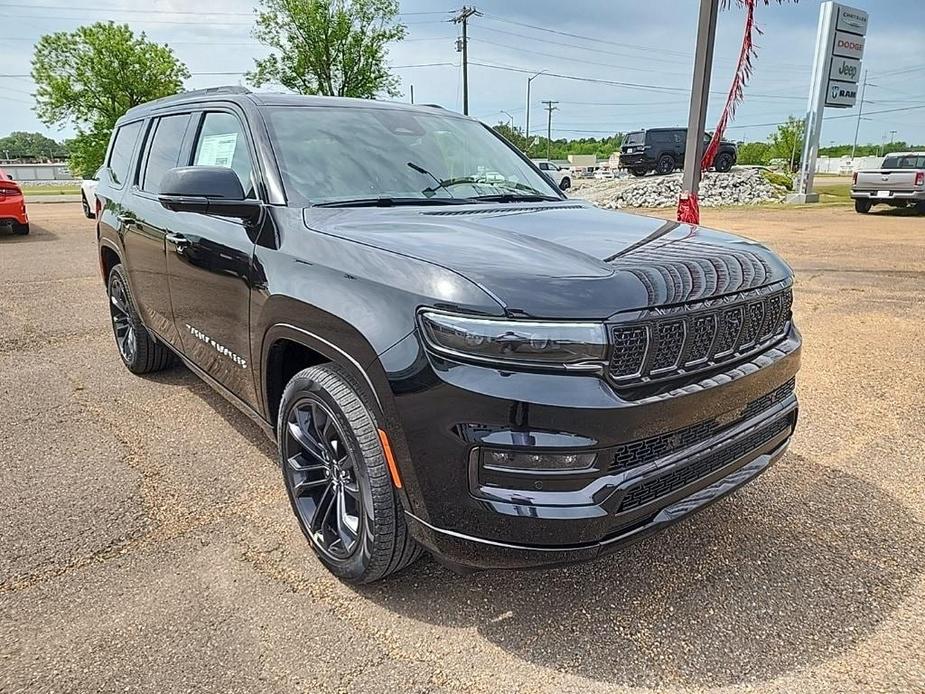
left=2, top=0, right=923, bottom=146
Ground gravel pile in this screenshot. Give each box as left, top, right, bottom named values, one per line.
left=572, top=168, right=787, bottom=209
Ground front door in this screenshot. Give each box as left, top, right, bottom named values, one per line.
left=165, top=110, right=260, bottom=408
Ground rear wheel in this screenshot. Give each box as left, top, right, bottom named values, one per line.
left=916, top=201, right=925, bottom=214
left=854, top=198, right=872, bottom=214
left=559, top=176, right=571, bottom=191
left=655, top=155, right=675, bottom=175
left=12, top=222, right=29, bottom=236
left=279, top=364, right=421, bottom=584
left=82, top=194, right=94, bottom=219
left=107, top=264, right=174, bottom=374
left=631, top=167, right=648, bottom=177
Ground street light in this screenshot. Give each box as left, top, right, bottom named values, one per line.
left=500, top=110, right=515, bottom=131
left=524, top=70, right=546, bottom=155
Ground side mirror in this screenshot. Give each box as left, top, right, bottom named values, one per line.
left=158, top=166, right=260, bottom=222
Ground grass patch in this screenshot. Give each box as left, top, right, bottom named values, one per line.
left=21, top=184, right=81, bottom=196
left=814, top=183, right=852, bottom=204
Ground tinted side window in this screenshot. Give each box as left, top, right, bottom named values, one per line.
left=108, top=121, right=142, bottom=187
left=192, top=112, right=255, bottom=198
left=141, top=114, right=191, bottom=194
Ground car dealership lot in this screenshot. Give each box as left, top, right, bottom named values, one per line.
left=1, top=203, right=924, bottom=693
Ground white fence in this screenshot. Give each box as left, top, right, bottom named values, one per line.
left=815, top=155, right=884, bottom=174
left=2, top=163, right=76, bottom=182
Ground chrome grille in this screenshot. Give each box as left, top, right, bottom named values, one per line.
left=607, top=286, right=793, bottom=386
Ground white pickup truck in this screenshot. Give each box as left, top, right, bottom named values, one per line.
left=851, top=152, right=925, bottom=214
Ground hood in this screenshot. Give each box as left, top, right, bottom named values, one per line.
left=302, top=201, right=791, bottom=319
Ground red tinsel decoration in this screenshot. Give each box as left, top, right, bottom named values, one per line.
left=677, top=191, right=700, bottom=224
left=702, top=0, right=760, bottom=170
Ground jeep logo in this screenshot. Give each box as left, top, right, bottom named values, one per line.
left=838, top=62, right=858, bottom=80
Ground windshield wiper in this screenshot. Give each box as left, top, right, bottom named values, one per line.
left=470, top=193, right=562, bottom=203
left=312, top=196, right=472, bottom=208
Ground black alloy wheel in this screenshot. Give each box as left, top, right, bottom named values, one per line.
left=655, top=154, right=676, bottom=175
left=714, top=152, right=734, bottom=173
left=106, top=264, right=174, bottom=374
left=109, top=272, right=137, bottom=365
left=279, top=364, right=421, bottom=583
left=284, top=397, right=363, bottom=561
left=559, top=176, right=571, bottom=191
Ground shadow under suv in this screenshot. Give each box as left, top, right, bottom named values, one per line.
left=95, top=87, right=800, bottom=583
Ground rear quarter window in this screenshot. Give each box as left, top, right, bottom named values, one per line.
left=108, top=121, right=142, bottom=188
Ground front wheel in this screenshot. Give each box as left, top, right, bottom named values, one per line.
left=279, top=364, right=421, bottom=584
left=714, top=152, right=734, bottom=173
left=854, top=198, right=872, bottom=214
left=559, top=176, right=571, bottom=191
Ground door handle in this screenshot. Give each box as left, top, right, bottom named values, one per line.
left=165, top=232, right=191, bottom=254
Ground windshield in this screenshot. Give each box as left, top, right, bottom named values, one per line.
left=624, top=131, right=644, bottom=145
left=882, top=155, right=925, bottom=169
left=265, top=106, right=561, bottom=205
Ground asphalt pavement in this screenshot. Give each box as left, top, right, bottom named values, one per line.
left=1, top=201, right=923, bottom=693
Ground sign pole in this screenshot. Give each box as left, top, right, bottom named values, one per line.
left=677, top=0, right=720, bottom=224
left=789, top=2, right=868, bottom=203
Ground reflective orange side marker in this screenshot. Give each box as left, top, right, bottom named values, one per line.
left=377, top=428, right=402, bottom=489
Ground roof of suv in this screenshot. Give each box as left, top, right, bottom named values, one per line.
left=122, top=86, right=454, bottom=121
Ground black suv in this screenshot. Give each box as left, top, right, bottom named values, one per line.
left=620, top=128, right=738, bottom=176
left=95, top=87, right=800, bottom=583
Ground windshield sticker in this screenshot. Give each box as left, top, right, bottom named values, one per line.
left=196, top=133, right=237, bottom=168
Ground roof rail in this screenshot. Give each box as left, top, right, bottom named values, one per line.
left=125, top=86, right=252, bottom=115
left=419, top=103, right=445, bottom=109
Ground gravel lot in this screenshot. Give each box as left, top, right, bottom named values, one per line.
left=1, top=202, right=924, bottom=693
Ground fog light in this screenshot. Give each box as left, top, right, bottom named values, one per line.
left=481, top=449, right=596, bottom=472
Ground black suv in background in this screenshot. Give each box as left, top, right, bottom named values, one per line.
left=95, top=87, right=800, bottom=583
left=620, top=127, right=738, bottom=176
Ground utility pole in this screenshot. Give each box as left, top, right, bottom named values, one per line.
left=541, top=100, right=558, bottom=161
left=678, top=0, right=720, bottom=223
left=888, top=129, right=897, bottom=150
left=525, top=70, right=545, bottom=151
left=453, top=6, right=481, bottom=116
left=851, top=69, right=867, bottom=160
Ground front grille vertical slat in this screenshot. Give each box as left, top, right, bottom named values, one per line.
left=608, top=286, right=793, bottom=386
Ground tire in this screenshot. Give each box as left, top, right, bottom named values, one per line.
left=714, top=152, right=734, bottom=173
left=559, top=176, right=571, bottom=191
left=655, top=154, right=675, bottom=175
left=106, top=264, right=174, bottom=374
left=12, top=222, right=29, bottom=236
left=81, top=193, right=94, bottom=219
left=916, top=201, right=925, bottom=214
left=631, top=167, right=648, bottom=177
left=279, top=364, right=421, bottom=584
left=854, top=198, right=872, bottom=214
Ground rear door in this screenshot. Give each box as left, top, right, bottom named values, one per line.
left=165, top=108, right=261, bottom=408
left=122, top=112, right=194, bottom=348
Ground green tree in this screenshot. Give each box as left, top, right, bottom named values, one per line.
left=31, top=22, right=189, bottom=177
left=248, top=0, right=406, bottom=98
left=0, top=131, right=68, bottom=160
left=737, top=141, right=771, bottom=166
left=768, top=116, right=805, bottom=172
left=492, top=122, right=526, bottom=152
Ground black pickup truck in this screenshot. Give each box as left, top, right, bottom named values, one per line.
left=95, top=88, right=800, bottom=583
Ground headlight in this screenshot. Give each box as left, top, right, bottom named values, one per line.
left=419, top=311, right=607, bottom=367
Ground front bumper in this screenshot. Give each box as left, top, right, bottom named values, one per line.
left=379, top=325, right=801, bottom=570
left=851, top=189, right=925, bottom=201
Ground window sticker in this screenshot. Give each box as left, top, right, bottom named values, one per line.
left=196, top=133, right=238, bottom=167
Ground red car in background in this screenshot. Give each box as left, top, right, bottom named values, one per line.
left=0, top=168, right=29, bottom=235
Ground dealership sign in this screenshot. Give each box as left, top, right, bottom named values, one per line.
left=824, top=5, right=867, bottom=108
